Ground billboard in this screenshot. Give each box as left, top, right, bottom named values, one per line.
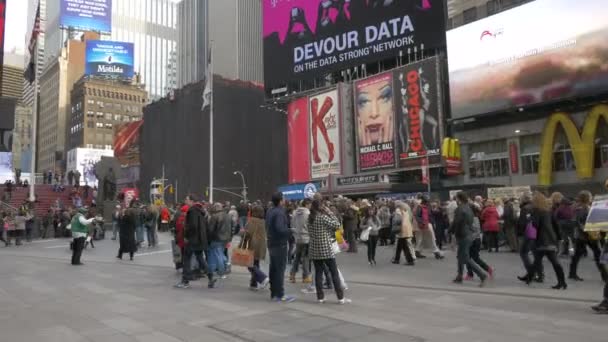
left=85, top=40, right=134, bottom=78
left=278, top=182, right=321, bottom=201
left=287, top=97, right=311, bottom=183
left=394, top=58, right=442, bottom=168
left=60, top=0, right=112, bottom=33
left=263, top=0, right=446, bottom=91
left=114, top=120, right=143, bottom=167
left=355, top=72, right=396, bottom=171
left=309, top=89, right=341, bottom=179
left=448, top=0, right=608, bottom=119
left=67, top=148, right=114, bottom=187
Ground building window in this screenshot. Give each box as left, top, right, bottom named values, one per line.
left=87, top=99, right=94, bottom=105
left=97, top=101, right=104, bottom=108
left=520, top=134, right=541, bottom=174
left=105, top=123, right=113, bottom=129
left=123, top=115, right=130, bottom=122
left=463, top=7, right=478, bottom=24
left=105, top=113, right=113, bottom=120
left=114, top=114, right=122, bottom=121
left=96, top=111, right=104, bottom=118
left=552, top=130, right=576, bottom=172
left=87, top=111, right=94, bottom=117
left=468, top=140, right=509, bottom=178
left=105, top=145, right=113, bottom=150
left=486, top=0, right=497, bottom=15
left=96, top=122, right=104, bottom=128
left=87, top=121, right=94, bottom=128
left=86, top=144, right=93, bottom=149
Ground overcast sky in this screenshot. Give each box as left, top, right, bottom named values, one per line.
left=4, top=0, right=28, bottom=54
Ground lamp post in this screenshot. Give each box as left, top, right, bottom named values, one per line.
left=233, top=171, right=247, bottom=202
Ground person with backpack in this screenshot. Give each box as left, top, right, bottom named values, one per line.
left=520, top=192, right=567, bottom=289
left=451, top=192, right=488, bottom=287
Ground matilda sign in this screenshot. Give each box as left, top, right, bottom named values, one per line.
left=85, top=40, right=134, bottom=78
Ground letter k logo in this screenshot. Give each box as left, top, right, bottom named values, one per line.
left=311, top=96, right=335, bottom=164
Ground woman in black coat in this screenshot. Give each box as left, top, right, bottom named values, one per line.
left=524, top=192, right=567, bottom=289
left=117, top=199, right=138, bottom=261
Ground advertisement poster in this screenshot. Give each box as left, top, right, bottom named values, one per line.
left=0, top=152, right=12, bottom=182
left=287, top=97, right=311, bottom=183
left=67, top=148, right=114, bottom=187
left=279, top=182, right=321, bottom=201
left=86, top=40, right=134, bottom=78
left=448, top=0, right=608, bottom=119
left=394, top=58, right=441, bottom=168
left=487, top=186, right=531, bottom=201
left=263, top=0, right=446, bottom=91
left=584, top=195, right=608, bottom=233
left=60, top=0, right=112, bottom=33
left=355, top=72, right=396, bottom=171
left=309, top=89, right=341, bottom=179
left=114, top=120, right=143, bottom=167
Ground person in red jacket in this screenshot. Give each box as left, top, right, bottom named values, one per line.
left=481, top=200, right=501, bottom=253
left=175, top=205, right=189, bottom=251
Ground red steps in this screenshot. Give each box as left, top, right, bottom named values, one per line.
left=0, top=185, right=94, bottom=217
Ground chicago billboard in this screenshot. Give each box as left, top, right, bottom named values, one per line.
left=263, top=0, right=446, bottom=91
left=287, top=97, right=311, bottom=183
left=394, top=57, right=442, bottom=168
left=60, top=0, right=112, bottom=33
left=309, top=89, right=341, bottom=179
left=448, top=0, right=608, bottom=119
left=85, top=40, right=134, bottom=78
left=355, top=72, right=396, bottom=171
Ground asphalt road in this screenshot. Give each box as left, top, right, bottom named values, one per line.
left=0, top=233, right=606, bottom=342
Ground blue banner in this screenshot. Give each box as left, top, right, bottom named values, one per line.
left=60, top=0, right=112, bottom=33
left=278, top=182, right=320, bottom=201
left=85, top=40, right=134, bottom=78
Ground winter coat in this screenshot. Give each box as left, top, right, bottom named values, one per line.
left=378, top=206, right=391, bottom=228
left=451, top=203, right=474, bottom=241
left=14, top=215, right=27, bottom=231
left=185, top=204, right=208, bottom=251
left=290, top=207, right=310, bottom=244
left=265, top=206, right=290, bottom=248
left=362, top=215, right=381, bottom=236
left=517, top=201, right=534, bottom=237
left=531, top=208, right=560, bottom=250
left=342, top=207, right=359, bottom=233
left=308, top=211, right=341, bottom=260
left=175, top=205, right=189, bottom=249
left=208, top=210, right=232, bottom=243
left=481, top=206, right=500, bottom=232
left=243, top=217, right=267, bottom=261
left=394, top=208, right=414, bottom=238
left=119, top=207, right=138, bottom=253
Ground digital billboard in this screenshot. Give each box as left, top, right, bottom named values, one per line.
left=67, top=148, right=114, bottom=187
left=60, top=0, right=112, bottom=33
left=85, top=40, right=134, bottom=78
left=447, top=0, right=608, bottom=119
left=309, top=89, right=341, bottom=179
left=355, top=72, right=396, bottom=171
left=394, top=57, right=442, bottom=167
left=114, top=120, right=143, bottom=167
left=263, top=0, right=446, bottom=91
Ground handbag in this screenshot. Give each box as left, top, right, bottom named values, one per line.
left=359, top=227, right=371, bottom=242
left=171, top=240, right=182, bottom=264
left=525, top=221, right=537, bottom=240
left=231, top=237, right=254, bottom=268
left=331, top=240, right=341, bottom=255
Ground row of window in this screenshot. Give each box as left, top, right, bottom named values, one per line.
left=86, top=99, right=140, bottom=113
left=85, top=144, right=113, bottom=150
left=85, top=111, right=137, bottom=123
left=85, top=88, right=145, bottom=103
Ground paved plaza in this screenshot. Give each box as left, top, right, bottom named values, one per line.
left=0, top=233, right=606, bottom=342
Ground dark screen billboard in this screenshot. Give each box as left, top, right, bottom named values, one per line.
left=85, top=40, right=134, bottom=78
left=60, top=0, right=112, bottom=33
left=263, top=0, right=446, bottom=91
left=448, top=0, right=608, bottom=119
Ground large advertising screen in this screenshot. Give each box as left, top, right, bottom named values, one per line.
left=355, top=72, right=396, bottom=171
left=114, top=120, right=142, bottom=167
left=263, top=0, right=446, bottom=91
left=60, top=0, right=112, bottom=33
left=394, top=57, right=442, bottom=167
left=448, top=0, right=608, bottom=119
left=86, top=40, right=134, bottom=78
left=309, top=89, right=341, bottom=179
left=287, top=97, right=311, bottom=183
left=67, top=148, right=114, bottom=187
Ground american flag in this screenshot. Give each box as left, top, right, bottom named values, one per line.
left=28, top=3, right=41, bottom=55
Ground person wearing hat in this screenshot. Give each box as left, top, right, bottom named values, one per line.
left=70, top=206, right=96, bottom=265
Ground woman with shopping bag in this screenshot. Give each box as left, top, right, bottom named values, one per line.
left=241, top=205, right=269, bottom=291
left=360, top=206, right=380, bottom=266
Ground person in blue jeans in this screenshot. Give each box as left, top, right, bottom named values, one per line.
left=242, top=205, right=269, bottom=290
left=207, top=202, right=232, bottom=288
left=266, top=192, right=295, bottom=302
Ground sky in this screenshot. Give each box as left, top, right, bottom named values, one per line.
left=4, top=0, right=28, bottom=54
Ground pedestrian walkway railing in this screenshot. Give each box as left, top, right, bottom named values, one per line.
left=0, top=200, right=18, bottom=214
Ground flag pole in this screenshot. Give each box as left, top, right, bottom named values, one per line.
left=29, top=25, right=39, bottom=202
left=209, top=40, right=214, bottom=204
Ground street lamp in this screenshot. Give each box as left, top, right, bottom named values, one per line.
left=233, top=171, right=248, bottom=202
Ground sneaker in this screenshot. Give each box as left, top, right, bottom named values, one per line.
left=259, top=277, right=270, bottom=289
left=591, top=300, right=608, bottom=313
left=463, top=275, right=474, bottom=281
left=208, top=279, right=218, bottom=289
left=479, top=277, right=487, bottom=288
left=273, top=295, right=296, bottom=303
left=302, top=276, right=312, bottom=284
left=338, top=298, right=352, bottom=305
left=452, top=277, right=463, bottom=284
left=174, top=282, right=190, bottom=289
left=318, top=298, right=325, bottom=304
left=249, top=286, right=259, bottom=292
left=301, top=286, right=316, bottom=294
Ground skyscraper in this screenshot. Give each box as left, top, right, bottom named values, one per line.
left=176, top=0, right=207, bottom=88
left=42, top=0, right=178, bottom=100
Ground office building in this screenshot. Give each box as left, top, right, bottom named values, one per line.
left=68, top=76, right=146, bottom=151
left=12, top=105, right=32, bottom=171
left=447, top=0, right=533, bottom=28
left=176, top=0, right=263, bottom=88
left=1, top=64, right=24, bottom=100
left=37, top=33, right=98, bottom=173
left=44, top=0, right=178, bottom=100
